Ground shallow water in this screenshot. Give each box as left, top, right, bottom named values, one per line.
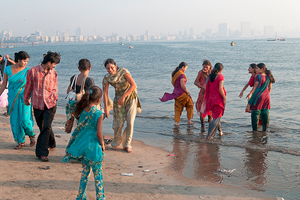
left=1, top=39, right=300, bottom=199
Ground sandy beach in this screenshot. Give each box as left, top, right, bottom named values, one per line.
left=0, top=107, right=273, bottom=200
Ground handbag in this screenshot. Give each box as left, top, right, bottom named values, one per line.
left=66, top=75, right=77, bottom=101
left=76, top=76, right=87, bottom=101
left=65, top=116, right=74, bottom=133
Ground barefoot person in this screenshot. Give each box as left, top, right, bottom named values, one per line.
left=63, top=86, right=105, bottom=200
left=239, top=63, right=256, bottom=98
left=194, top=60, right=212, bottom=132
left=24, top=51, right=61, bottom=162
left=246, top=63, right=275, bottom=131
left=160, top=62, right=194, bottom=126
left=202, top=63, right=226, bottom=139
left=102, top=58, right=141, bottom=153
left=0, top=51, right=36, bottom=149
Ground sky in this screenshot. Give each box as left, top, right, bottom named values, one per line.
left=1, top=0, right=300, bottom=37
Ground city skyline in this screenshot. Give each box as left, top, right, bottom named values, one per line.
left=1, top=0, right=300, bottom=38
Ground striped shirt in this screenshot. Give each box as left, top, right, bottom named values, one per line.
left=24, top=64, right=58, bottom=110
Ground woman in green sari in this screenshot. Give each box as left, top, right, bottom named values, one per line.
left=0, top=51, right=36, bottom=149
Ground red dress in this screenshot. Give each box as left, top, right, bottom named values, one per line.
left=202, top=74, right=226, bottom=119
left=195, top=70, right=207, bottom=115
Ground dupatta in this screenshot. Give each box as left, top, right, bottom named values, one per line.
left=248, top=74, right=270, bottom=106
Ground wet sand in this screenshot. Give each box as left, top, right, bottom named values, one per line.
left=0, top=107, right=273, bottom=199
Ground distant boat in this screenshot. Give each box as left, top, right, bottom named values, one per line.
left=119, top=42, right=125, bottom=45
left=230, top=41, right=235, bottom=46
left=280, top=38, right=286, bottom=41
left=129, top=46, right=133, bottom=49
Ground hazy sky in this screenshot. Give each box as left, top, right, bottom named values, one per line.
left=1, top=0, right=300, bottom=36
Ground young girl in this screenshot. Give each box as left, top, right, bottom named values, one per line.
left=202, top=63, right=226, bottom=139
left=160, top=62, right=194, bottom=126
left=246, top=63, right=275, bottom=132
left=239, top=63, right=256, bottom=98
left=62, top=86, right=105, bottom=200
left=194, top=60, right=212, bottom=131
left=0, top=51, right=36, bottom=149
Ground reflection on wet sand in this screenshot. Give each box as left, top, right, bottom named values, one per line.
left=243, top=131, right=268, bottom=191
left=170, top=126, right=222, bottom=183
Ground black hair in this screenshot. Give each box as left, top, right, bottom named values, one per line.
left=42, top=51, right=61, bottom=64
left=250, top=63, right=256, bottom=69
left=0, top=55, right=2, bottom=58
left=14, top=51, right=30, bottom=62
left=257, top=63, right=275, bottom=83
left=172, top=62, right=187, bottom=77
left=73, top=85, right=102, bottom=119
left=78, top=59, right=91, bottom=71
left=209, top=63, right=223, bottom=82
left=103, top=58, right=119, bottom=70
left=202, top=60, right=211, bottom=66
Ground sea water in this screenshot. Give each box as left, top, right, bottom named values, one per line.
left=1, top=39, right=299, bottom=199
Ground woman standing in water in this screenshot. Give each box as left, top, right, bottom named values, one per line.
left=246, top=63, right=275, bottom=131
left=194, top=60, right=212, bottom=131
left=102, top=58, right=141, bottom=153
left=239, top=63, right=257, bottom=98
left=0, top=51, right=36, bottom=149
left=202, top=63, right=226, bottom=139
left=160, top=62, right=194, bottom=126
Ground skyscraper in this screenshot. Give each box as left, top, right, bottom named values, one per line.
left=76, top=27, right=82, bottom=36
left=218, top=23, right=228, bottom=38
left=190, top=27, right=194, bottom=36
left=264, top=26, right=274, bottom=38
left=241, top=21, right=251, bottom=37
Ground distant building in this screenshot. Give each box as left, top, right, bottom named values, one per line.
left=252, top=28, right=261, bottom=37
left=264, top=26, right=274, bottom=38
left=35, top=30, right=42, bottom=36
left=76, top=27, right=82, bottom=36
left=190, top=27, right=194, bottom=36
left=218, top=23, right=228, bottom=38
left=241, top=21, right=251, bottom=37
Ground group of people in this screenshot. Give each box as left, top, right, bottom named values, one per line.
left=0, top=51, right=142, bottom=199
left=160, top=60, right=275, bottom=139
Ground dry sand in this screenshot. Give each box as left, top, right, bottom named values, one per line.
left=0, top=107, right=273, bottom=200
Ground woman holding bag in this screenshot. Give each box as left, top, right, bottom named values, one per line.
left=65, top=59, right=94, bottom=133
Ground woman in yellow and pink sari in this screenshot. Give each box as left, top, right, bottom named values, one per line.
left=0, top=51, right=36, bottom=149
left=160, top=62, right=194, bottom=126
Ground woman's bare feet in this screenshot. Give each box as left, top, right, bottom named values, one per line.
left=188, top=120, right=195, bottom=125
left=111, top=146, right=118, bottom=150
left=124, top=147, right=133, bottom=153
left=174, top=122, right=179, bottom=126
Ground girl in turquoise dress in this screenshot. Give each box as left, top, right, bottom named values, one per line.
left=62, top=85, right=105, bottom=200
left=0, top=51, right=35, bottom=149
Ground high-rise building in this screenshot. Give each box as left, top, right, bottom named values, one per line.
left=218, top=23, right=228, bottom=38
left=190, top=27, right=194, bottom=36
left=241, top=21, right=251, bottom=37
left=35, top=30, right=42, bottom=36
left=264, top=26, right=274, bottom=37
left=76, top=27, right=82, bottom=36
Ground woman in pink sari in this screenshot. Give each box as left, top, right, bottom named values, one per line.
left=202, top=63, right=226, bottom=139
left=194, top=60, right=212, bottom=132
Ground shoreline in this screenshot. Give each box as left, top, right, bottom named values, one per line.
left=0, top=107, right=273, bottom=199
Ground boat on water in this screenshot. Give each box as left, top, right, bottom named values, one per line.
left=119, top=42, right=125, bottom=45
left=230, top=41, right=235, bottom=46
left=129, top=46, right=133, bottom=49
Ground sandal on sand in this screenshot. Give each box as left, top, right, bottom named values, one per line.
left=124, top=147, right=133, bottom=153
left=38, top=155, right=49, bottom=162
left=14, top=143, right=25, bottom=149
left=30, top=137, right=36, bottom=147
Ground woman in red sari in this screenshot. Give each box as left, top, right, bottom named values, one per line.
left=160, top=62, right=194, bottom=126
left=202, top=63, right=226, bottom=139
left=194, top=60, right=212, bottom=132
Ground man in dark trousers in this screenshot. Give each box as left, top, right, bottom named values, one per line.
left=24, top=51, right=61, bottom=162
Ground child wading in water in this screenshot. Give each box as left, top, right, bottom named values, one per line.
left=194, top=60, right=212, bottom=132
left=62, top=86, right=105, bottom=200
left=160, top=62, right=194, bottom=126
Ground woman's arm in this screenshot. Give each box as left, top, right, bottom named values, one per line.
left=268, top=82, right=272, bottom=93
left=5, top=55, right=15, bottom=65
left=97, top=114, right=105, bottom=152
left=246, top=81, right=258, bottom=99
left=219, top=80, right=226, bottom=105
left=0, top=74, right=8, bottom=96
left=239, top=83, right=249, bottom=98
left=180, top=78, right=191, bottom=97
left=103, top=82, right=109, bottom=118
left=118, top=73, right=136, bottom=105
left=194, top=73, right=204, bottom=89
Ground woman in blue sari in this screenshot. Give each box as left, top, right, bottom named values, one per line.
left=0, top=51, right=36, bottom=149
